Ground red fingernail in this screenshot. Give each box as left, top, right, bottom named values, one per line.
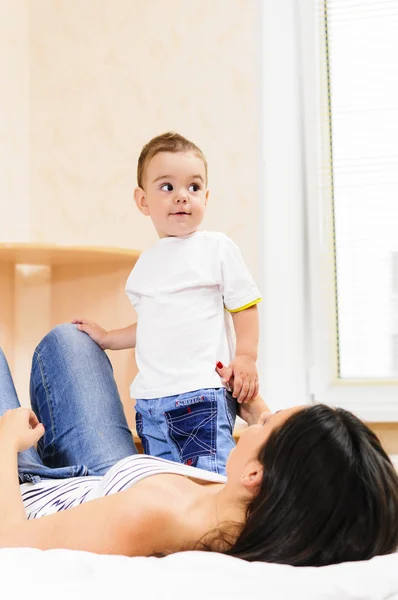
left=217, top=361, right=223, bottom=368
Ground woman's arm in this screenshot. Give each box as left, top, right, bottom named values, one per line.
left=0, top=489, right=173, bottom=556
left=0, top=409, right=45, bottom=528
left=0, top=441, right=25, bottom=527
left=0, top=408, right=179, bottom=556
left=238, top=395, right=270, bottom=426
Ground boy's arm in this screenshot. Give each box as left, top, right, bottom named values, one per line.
left=72, top=319, right=137, bottom=350
left=218, top=234, right=261, bottom=405
left=232, top=304, right=259, bottom=361
left=225, top=305, right=260, bottom=404
left=103, top=323, right=137, bottom=350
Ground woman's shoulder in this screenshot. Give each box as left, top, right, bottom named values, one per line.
left=118, top=483, right=194, bottom=555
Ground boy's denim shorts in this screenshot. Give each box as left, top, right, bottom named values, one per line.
left=135, top=388, right=237, bottom=475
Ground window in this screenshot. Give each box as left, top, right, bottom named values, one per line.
left=307, top=0, right=398, bottom=419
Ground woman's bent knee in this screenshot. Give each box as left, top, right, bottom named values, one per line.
left=35, top=323, right=102, bottom=356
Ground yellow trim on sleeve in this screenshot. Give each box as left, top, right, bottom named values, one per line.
left=227, top=298, right=262, bottom=313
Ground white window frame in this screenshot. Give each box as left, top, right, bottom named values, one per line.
left=259, top=0, right=398, bottom=421
left=303, top=0, right=398, bottom=422
left=258, top=0, right=312, bottom=412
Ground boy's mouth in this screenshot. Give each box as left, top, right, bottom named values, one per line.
left=171, top=211, right=191, bottom=215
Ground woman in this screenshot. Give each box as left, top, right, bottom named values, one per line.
left=0, top=324, right=397, bottom=566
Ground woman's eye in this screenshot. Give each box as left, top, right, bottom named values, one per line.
left=160, top=183, right=173, bottom=192
left=188, top=183, right=200, bottom=192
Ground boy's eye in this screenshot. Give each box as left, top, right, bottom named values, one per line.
left=160, top=183, right=173, bottom=192
left=188, top=183, right=201, bottom=192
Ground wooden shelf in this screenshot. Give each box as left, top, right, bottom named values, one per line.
left=0, top=243, right=140, bottom=431
left=0, top=243, right=140, bottom=266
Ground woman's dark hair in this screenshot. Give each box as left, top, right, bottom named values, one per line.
left=225, top=404, right=398, bottom=566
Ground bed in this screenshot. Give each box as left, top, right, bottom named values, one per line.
left=1, top=547, right=397, bottom=599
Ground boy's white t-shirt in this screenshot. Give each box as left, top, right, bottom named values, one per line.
left=125, top=231, right=261, bottom=400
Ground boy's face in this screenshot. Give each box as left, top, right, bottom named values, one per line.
left=134, top=151, right=209, bottom=238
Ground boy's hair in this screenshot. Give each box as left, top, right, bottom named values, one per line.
left=137, top=132, right=208, bottom=188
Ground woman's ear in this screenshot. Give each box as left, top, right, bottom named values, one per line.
left=134, top=187, right=150, bottom=216
left=240, top=460, right=263, bottom=497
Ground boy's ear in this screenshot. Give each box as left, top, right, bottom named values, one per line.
left=134, top=187, right=150, bottom=216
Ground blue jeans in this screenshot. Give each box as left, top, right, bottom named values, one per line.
left=0, top=324, right=137, bottom=483
left=135, top=388, right=236, bottom=475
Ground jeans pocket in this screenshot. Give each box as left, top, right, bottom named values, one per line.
left=224, top=390, right=237, bottom=432
left=165, top=396, right=217, bottom=467
left=135, top=411, right=150, bottom=455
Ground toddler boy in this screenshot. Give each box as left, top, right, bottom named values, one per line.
left=74, top=132, right=262, bottom=475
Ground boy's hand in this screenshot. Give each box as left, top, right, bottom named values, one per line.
left=217, top=355, right=259, bottom=404
left=216, top=362, right=268, bottom=424
left=72, top=318, right=108, bottom=350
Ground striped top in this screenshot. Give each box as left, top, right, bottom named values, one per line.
left=20, top=454, right=227, bottom=520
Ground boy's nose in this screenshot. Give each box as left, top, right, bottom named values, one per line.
left=175, top=190, right=188, bottom=203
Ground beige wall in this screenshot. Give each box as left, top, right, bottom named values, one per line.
left=0, top=0, right=30, bottom=241
left=1, top=0, right=397, bottom=449
left=28, top=0, right=261, bottom=279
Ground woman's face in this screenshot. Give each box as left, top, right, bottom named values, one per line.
left=226, top=406, right=305, bottom=481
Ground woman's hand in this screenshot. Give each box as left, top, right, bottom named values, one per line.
left=0, top=408, right=45, bottom=452
left=237, top=396, right=270, bottom=426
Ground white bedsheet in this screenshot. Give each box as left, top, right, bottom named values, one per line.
left=0, top=548, right=397, bottom=600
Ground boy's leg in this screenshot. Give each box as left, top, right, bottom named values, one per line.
left=0, top=347, right=75, bottom=482
left=30, top=324, right=137, bottom=476
left=155, top=388, right=236, bottom=475
left=210, top=388, right=236, bottom=475
left=135, top=399, right=175, bottom=461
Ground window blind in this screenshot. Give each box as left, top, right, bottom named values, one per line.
left=326, top=0, right=398, bottom=378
